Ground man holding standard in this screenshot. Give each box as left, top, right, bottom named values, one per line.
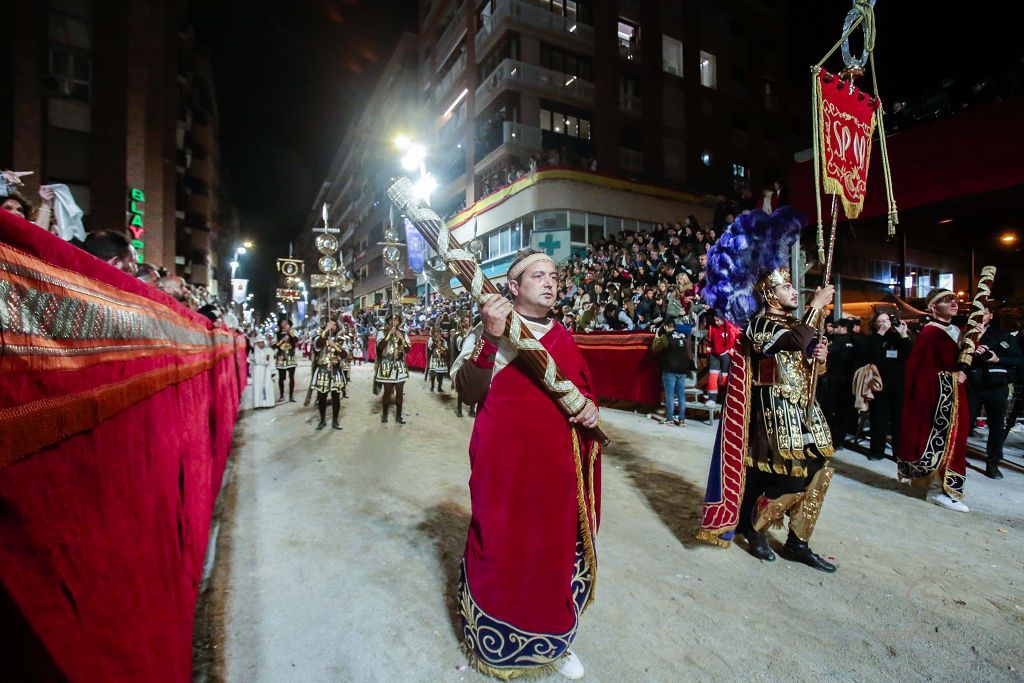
left=453, top=248, right=601, bottom=680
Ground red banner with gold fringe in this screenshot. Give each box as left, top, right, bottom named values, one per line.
left=816, top=69, right=880, bottom=219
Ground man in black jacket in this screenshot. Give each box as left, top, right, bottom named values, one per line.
left=652, top=317, right=694, bottom=425
left=967, top=304, right=1024, bottom=479
left=861, top=311, right=912, bottom=460
left=821, top=318, right=857, bottom=446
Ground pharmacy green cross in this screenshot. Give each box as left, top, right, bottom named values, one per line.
left=537, top=233, right=561, bottom=256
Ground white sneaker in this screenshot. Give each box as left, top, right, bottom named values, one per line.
left=704, top=398, right=717, bottom=406
left=927, top=491, right=970, bottom=513
left=555, top=651, right=585, bottom=680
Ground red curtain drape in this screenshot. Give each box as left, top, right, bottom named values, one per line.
left=573, top=331, right=661, bottom=404
left=0, top=211, right=247, bottom=681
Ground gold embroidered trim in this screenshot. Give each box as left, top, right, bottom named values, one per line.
left=789, top=466, right=834, bottom=542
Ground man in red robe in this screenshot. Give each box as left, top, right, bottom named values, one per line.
left=453, top=249, right=601, bottom=680
left=897, top=288, right=970, bottom=512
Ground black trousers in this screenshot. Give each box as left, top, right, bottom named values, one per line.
left=278, top=367, right=295, bottom=399
left=316, top=390, right=340, bottom=423
left=869, top=387, right=902, bottom=457
left=382, top=382, right=405, bottom=417
left=736, top=456, right=826, bottom=535
left=820, top=375, right=854, bottom=444
left=968, top=385, right=1008, bottom=465
left=1006, top=383, right=1023, bottom=443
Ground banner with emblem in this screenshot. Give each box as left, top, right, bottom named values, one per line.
left=814, top=69, right=879, bottom=220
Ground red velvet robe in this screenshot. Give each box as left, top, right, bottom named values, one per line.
left=461, top=322, right=601, bottom=674
left=897, top=322, right=969, bottom=498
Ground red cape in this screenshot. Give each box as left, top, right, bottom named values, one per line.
left=897, top=324, right=968, bottom=497
left=464, top=322, right=601, bottom=635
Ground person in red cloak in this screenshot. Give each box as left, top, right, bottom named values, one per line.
left=897, top=288, right=970, bottom=512
left=452, top=249, right=601, bottom=680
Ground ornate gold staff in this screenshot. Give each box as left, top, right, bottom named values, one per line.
left=387, top=177, right=609, bottom=445
left=957, top=266, right=997, bottom=368
left=806, top=194, right=839, bottom=420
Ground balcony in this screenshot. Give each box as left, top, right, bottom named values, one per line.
left=433, top=52, right=467, bottom=106
left=434, top=3, right=467, bottom=71
left=619, top=148, right=643, bottom=173
left=476, top=0, right=593, bottom=57
left=475, top=121, right=544, bottom=164
left=188, top=192, right=210, bottom=217
left=620, top=93, right=642, bottom=115
left=475, top=59, right=595, bottom=114
left=618, top=39, right=641, bottom=63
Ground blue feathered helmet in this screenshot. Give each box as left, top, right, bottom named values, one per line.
left=701, top=207, right=805, bottom=327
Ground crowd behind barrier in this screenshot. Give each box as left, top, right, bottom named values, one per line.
left=0, top=208, right=247, bottom=681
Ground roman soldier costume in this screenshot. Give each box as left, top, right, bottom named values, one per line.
left=273, top=324, right=299, bottom=402
left=312, top=325, right=347, bottom=430
left=698, top=209, right=837, bottom=572
left=426, top=328, right=450, bottom=393
left=375, top=317, right=411, bottom=424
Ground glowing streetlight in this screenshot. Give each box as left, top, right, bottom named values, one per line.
left=413, top=173, right=438, bottom=202
left=401, top=143, right=427, bottom=171
left=999, top=231, right=1018, bottom=245
left=243, top=240, right=254, bottom=248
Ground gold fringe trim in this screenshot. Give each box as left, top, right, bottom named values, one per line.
left=571, top=429, right=598, bottom=610
left=695, top=529, right=732, bottom=548
left=791, top=465, right=808, bottom=478
left=460, top=641, right=558, bottom=681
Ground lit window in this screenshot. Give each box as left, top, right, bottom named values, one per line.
left=732, top=163, right=746, bottom=178
left=617, top=20, right=639, bottom=60
left=540, top=109, right=552, bottom=131
left=580, top=119, right=591, bottom=140
left=565, top=115, right=578, bottom=137
left=662, top=35, right=683, bottom=76
left=701, top=151, right=712, bottom=167
left=553, top=113, right=564, bottom=134
left=699, top=50, right=717, bottom=89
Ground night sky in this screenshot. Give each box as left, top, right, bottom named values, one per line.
left=194, top=0, right=1019, bottom=313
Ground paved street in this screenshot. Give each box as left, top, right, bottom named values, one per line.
left=210, top=362, right=1024, bottom=682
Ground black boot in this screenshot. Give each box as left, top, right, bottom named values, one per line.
left=985, top=463, right=1004, bottom=479
left=332, top=419, right=343, bottom=430
left=381, top=407, right=389, bottom=423
left=316, top=419, right=326, bottom=430
left=456, top=402, right=464, bottom=418
left=468, top=405, right=476, bottom=417
left=331, top=394, right=341, bottom=429
left=780, top=533, right=837, bottom=573
left=742, top=531, right=776, bottom=562
left=396, top=403, right=407, bottom=424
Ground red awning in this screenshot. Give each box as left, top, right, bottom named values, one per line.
left=789, top=96, right=1024, bottom=221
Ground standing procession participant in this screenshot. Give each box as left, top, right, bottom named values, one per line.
left=339, top=328, right=353, bottom=398
left=453, top=314, right=477, bottom=417
left=250, top=336, right=278, bottom=409
left=273, top=318, right=299, bottom=402
left=452, top=248, right=601, bottom=680
left=897, top=288, right=972, bottom=510
left=965, top=303, right=1022, bottom=479
left=698, top=209, right=838, bottom=572
left=312, top=320, right=347, bottom=430
left=376, top=313, right=411, bottom=424
left=426, top=326, right=450, bottom=393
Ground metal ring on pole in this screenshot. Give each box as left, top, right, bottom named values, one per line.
left=841, top=0, right=874, bottom=70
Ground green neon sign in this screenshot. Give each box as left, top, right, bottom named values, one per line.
left=128, top=186, right=145, bottom=261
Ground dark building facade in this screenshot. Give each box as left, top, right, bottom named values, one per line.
left=0, top=0, right=230, bottom=291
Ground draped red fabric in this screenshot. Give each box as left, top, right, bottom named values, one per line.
left=573, top=331, right=660, bottom=404
left=897, top=324, right=968, bottom=487
left=406, top=334, right=428, bottom=370
left=464, top=323, right=601, bottom=634
left=0, top=211, right=246, bottom=681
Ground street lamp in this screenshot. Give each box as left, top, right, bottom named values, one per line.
left=999, top=231, right=1018, bottom=245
